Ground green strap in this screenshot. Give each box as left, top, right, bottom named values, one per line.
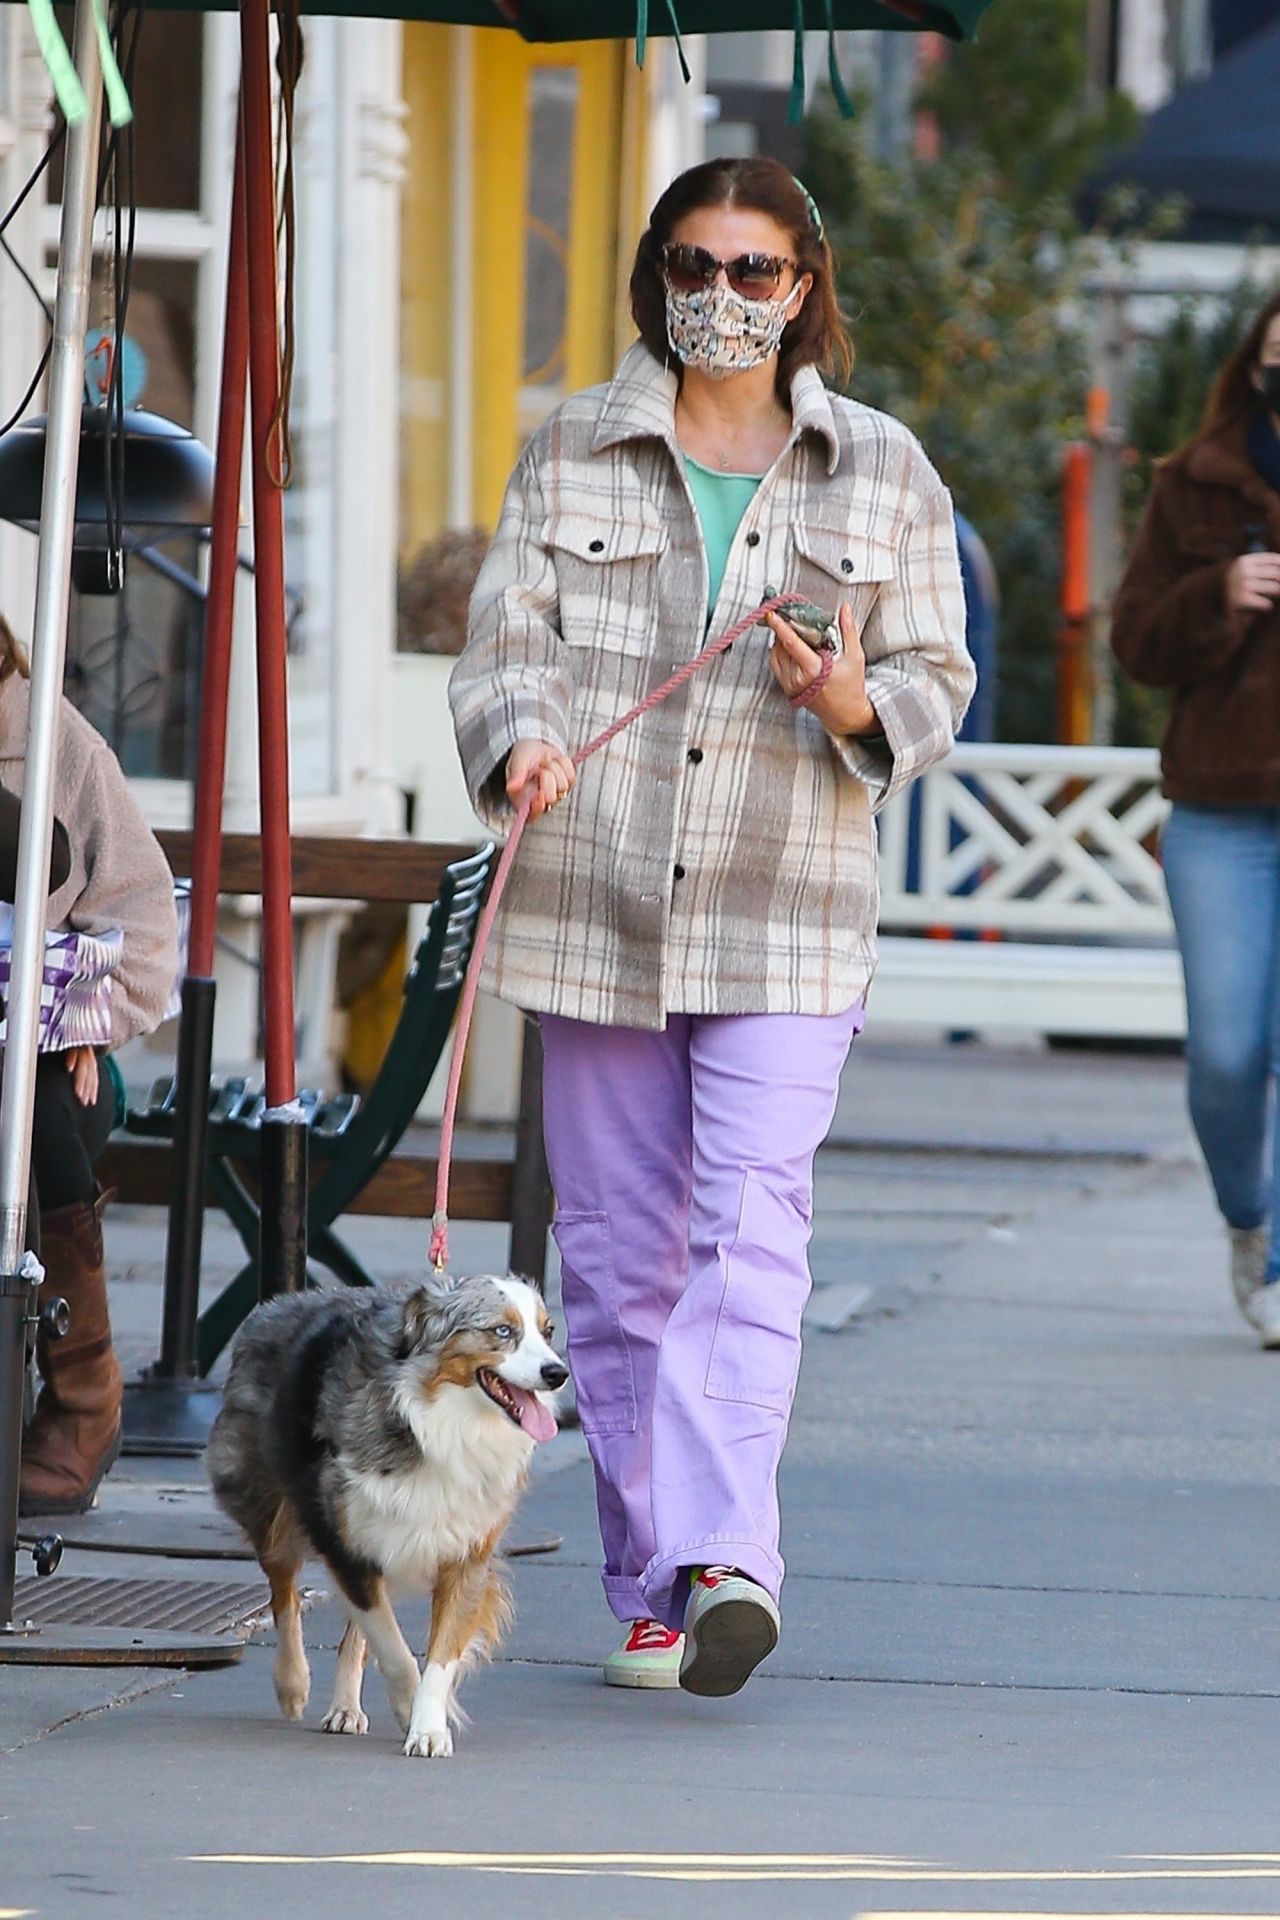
left=788, top=0, right=806, bottom=123
left=26, top=0, right=86, bottom=124
left=662, top=0, right=689, bottom=82
left=635, top=0, right=688, bottom=82
left=788, top=0, right=856, bottom=122
left=25, top=0, right=132, bottom=131
left=90, top=0, right=134, bottom=128
left=822, top=0, right=856, bottom=117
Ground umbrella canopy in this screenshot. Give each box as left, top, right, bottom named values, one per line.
left=1085, top=19, right=1280, bottom=241
left=111, top=0, right=995, bottom=31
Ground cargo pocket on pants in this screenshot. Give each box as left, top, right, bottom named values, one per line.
left=552, top=1209, right=638, bottom=1436
left=704, top=1172, right=807, bottom=1415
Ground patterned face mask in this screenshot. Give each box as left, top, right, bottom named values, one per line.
left=665, top=279, right=803, bottom=378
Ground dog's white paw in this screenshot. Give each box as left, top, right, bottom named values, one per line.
left=275, top=1683, right=310, bottom=1722
left=274, top=1648, right=311, bottom=1721
left=403, top=1725, right=453, bottom=1759
left=321, top=1706, right=369, bottom=1736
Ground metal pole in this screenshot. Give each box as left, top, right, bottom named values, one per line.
left=121, top=114, right=250, bottom=1456
left=0, top=0, right=103, bottom=1626
left=239, top=0, right=306, bottom=1296
left=157, top=120, right=249, bottom=1372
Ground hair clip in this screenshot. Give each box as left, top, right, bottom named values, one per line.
left=792, top=175, right=824, bottom=241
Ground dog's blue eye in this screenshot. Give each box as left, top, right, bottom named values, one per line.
left=496, top=1323, right=515, bottom=1341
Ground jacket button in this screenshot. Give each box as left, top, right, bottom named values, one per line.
left=687, top=747, right=703, bottom=765
left=673, top=863, right=686, bottom=881
left=840, top=557, right=854, bottom=573
left=589, top=538, right=605, bottom=553
left=745, top=530, right=760, bottom=547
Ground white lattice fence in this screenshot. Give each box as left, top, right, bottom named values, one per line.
left=874, top=744, right=1184, bottom=1038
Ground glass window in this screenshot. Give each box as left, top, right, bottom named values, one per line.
left=60, top=256, right=202, bottom=780
left=50, top=10, right=203, bottom=212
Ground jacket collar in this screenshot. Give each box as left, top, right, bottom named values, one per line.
left=590, top=341, right=842, bottom=476
left=1184, top=414, right=1274, bottom=504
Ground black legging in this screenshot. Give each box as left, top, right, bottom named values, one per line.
left=29, top=1054, right=115, bottom=1213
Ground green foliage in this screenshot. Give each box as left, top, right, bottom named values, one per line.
left=923, top=0, right=1139, bottom=214
left=804, top=0, right=1142, bottom=740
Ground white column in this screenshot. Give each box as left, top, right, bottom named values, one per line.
left=328, top=19, right=407, bottom=834
left=0, top=16, right=54, bottom=642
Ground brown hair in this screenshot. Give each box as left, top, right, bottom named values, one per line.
left=0, top=617, right=29, bottom=682
left=1190, top=289, right=1280, bottom=449
left=629, top=157, right=854, bottom=399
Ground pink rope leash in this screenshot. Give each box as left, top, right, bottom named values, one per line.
left=428, top=593, right=804, bottom=1271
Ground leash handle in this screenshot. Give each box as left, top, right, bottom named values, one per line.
left=429, top=592, right=804, bottom=1273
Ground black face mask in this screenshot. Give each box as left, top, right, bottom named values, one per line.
left=1258, top=365, right=1280, bottom=413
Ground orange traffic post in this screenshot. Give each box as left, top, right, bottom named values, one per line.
left=1058, top=440, right=1093, bottom=746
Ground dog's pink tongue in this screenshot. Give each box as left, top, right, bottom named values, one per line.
left=511, top=1387, right=558, bottom=1444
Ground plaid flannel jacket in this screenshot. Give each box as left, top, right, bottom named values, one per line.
left=449, top=343, right=974, bottom=1031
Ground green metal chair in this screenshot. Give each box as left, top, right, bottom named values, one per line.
left=124, top=845, right=493, bottom=1373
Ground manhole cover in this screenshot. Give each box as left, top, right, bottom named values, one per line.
left=12, top=1575, right=273, bottom=1638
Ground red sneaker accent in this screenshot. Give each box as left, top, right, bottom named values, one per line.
left=696, top=1565, right=738, bottom=1590
left=624, top=1618, right=682, bottom=1654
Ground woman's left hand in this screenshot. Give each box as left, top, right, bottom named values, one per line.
left=65, top=1046, right=99, bottom=1109
left=765, top=603, right=879, bottom=736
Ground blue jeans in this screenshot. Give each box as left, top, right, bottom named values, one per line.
left=1161, top=804, right=1280, bottom=1278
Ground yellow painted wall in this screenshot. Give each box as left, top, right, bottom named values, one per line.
left=399, top=27, right=649, bottom=549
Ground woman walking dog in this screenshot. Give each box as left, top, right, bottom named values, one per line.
left=450, top=158, right=973, bottom=1695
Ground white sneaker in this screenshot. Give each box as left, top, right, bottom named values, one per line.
left=602, top=1618, right=683, bottom=1689
left=1253, top=1281, right=1280, bottom=1350
left=679, top=1567, right=779, bottom=1697
left=1229, top=1224, right=1269, bottom=1328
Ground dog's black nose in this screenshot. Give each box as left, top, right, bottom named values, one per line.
left=541, top=1361, right=569, bottom=1390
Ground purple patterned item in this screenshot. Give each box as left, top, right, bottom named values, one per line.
left=0, top=906, right=123, bottom=1052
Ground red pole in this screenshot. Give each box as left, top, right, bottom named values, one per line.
left=190, top=116, right=248, bottom=979
left=239, top=0, right=297, bottom=1110
left=239, top=0, right=307, bottom=1299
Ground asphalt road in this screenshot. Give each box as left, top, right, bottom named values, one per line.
left=4, top=1039, right=1277, bottom=1920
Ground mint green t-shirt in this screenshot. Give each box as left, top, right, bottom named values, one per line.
left=683, top=453, right=763, bottom=614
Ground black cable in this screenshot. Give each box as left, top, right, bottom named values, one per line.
left=0, top=232, right=52, bottom=327
left=102, top=0, right=146, bottom=578
left=0, top=123, right=66, bottom=435
left=0, top=340, right=53, bottom=442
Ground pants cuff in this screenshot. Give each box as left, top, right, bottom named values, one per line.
left=639, top=1537, right=784, bottom=1634
left=601, top=1572, right=649, bottom=1624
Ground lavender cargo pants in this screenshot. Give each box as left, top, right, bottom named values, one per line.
left=540, top=1006, right=861, bottom=1632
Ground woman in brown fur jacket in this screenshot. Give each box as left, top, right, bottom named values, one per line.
left=1111, top=291, right=1280, bottom=1348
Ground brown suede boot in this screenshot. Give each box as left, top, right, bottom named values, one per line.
left=19, top=1190, right=122, bottom=1516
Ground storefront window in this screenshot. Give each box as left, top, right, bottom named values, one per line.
left=61, top=256, right=200, bottom=780
left=47, top=12, right=206, bottom=780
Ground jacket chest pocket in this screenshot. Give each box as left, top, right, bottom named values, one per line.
left=544, top=510, right=669, bottom=656
left=789, top=524, right=895, bottom=648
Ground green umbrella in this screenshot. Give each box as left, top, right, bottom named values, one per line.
left=233, top=0, right=995, bottom=31
left=41, top=0, right=991, bottom=23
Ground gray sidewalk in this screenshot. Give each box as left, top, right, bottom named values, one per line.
left=7, top=1035, right=1279, bottom=1920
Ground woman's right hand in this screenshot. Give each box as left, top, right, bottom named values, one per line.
left=1226, top=552, right=1280, bottom=614
left=66, top=1046, right=99, bottom=1109
left=506, top=739, right=576, bottom=819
